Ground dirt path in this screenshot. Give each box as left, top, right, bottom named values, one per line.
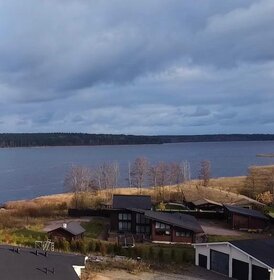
left=86, top=267, right=230, bottom=280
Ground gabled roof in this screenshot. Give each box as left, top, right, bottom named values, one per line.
left=113, top=194, right=151, bottom=210
left=192, top=198, right=222, bottom=207
left=224, top=204, right=268, bottom=220
left=0, top=245, right=85, bottom=280
left=48, top=222, right=85, bottom=236
left=230, top=239, right=274, bottom=268
left=143, top=210, right=204, bottom=233
left=231, top=197, right=265, bottom=207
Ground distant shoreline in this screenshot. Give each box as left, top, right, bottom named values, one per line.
left=257, top=153, right=274, bottom=158
left=1, top=133, right=274, bottom=148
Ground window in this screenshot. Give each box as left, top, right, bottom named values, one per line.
left=118, top=212, right=132, bottom=232
left=155, top=222, right=170, bottom=236
left=136, top=225, right=150, bottom=234
left=119, top=221, right=131, bottom=231
left=118, top=213, right=131, bottom=221
left=175, top=231, right=191, bottom=237
left=136, top=213, right=150, bottom=224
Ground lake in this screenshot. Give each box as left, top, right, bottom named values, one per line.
left=1, top=141, right=274, bottom=203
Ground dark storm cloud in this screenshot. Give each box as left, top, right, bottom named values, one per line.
left=0, top=0, right=273, bottom=134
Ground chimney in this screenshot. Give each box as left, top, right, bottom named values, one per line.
left=63, top=223, right=67, bottom=229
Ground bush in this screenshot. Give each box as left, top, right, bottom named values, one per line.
left=87, top=240, right=96, bottom=252
left=158, top=248, right=164, bottom=262
left=95, top=241, right=101, bottom=252
left=99, top=242, right=107, bottom=256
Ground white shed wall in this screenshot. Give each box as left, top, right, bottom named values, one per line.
left=194, top=243, right=272, bottom=280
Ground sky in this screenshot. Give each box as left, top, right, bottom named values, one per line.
left=0, top=0, right=273, bottom=135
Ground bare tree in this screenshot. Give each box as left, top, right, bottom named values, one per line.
left=148, top=164, right=158, bottom=188
left=64, top=165, right=92, bottom=208
left=181, top=161, right=191, bottom=182
left=198, top=160, right=211, bottom=187
left=169, top=162, right=184, bottom=185
left=93, top=161, right=120, bottom=190
left=130, top=157, right=149, bottom=193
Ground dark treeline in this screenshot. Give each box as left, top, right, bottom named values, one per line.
left=1, top=133, right=274, bottom=147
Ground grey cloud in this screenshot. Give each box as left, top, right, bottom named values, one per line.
left=0, top=0, right=273, bottom=134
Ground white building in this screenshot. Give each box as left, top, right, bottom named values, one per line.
left=193, top=239, right=274, bottom=280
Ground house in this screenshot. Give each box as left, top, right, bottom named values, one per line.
left=0, top=245, right=86, bottom=280
left=110, top=194, right=152, bottom=242
left=144, top=210, right=205, bottom=243
left=110, top=208, right=205, bottom=243
left=224, top=204, right=269, bottom=230
left=47, top=222, right=86, bottom=242
left=190, top=198, right=223, bottom=211
left=193, top=238, right=274, bottom=280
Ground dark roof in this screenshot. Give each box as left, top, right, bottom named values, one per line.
left=143, top=210, right=204, bottom=233
left=224, top=204, right=268, bottom=220
left=230, top=239, right=274, bottom=268
left=48, top=222, right=85, bottom=236
left=113, top=194, right=152, bottom=210
left=193, top=198, right=222, bottom=207
left=0, top=245, right=85, bottom=280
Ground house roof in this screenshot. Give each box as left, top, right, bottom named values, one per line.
left=192, top=198, right=222, bottom=207
left=142, top=210, right=204, bottom=233
left=231, top=197, right=265, bottom=207
left=48, top=221, right=86, bottom=236
left=113, top=194, right=152, bottom=210
left=224, top=204, right=268, bottom=220
left=0, top=245, right=85, bottom=280
left=230, top=239, right=274, bottom=268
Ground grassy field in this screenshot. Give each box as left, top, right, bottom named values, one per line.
left=3, top=175, right=260, bottom=210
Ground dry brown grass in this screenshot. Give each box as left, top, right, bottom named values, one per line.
left=6, top=166, right=273, bottom=210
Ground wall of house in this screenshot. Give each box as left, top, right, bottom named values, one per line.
left=232, top=213, right=267, bottom=229
left=150, top=221, right=194, bottom=243
left=194, top=243, right=273, bottom=280
left=48, top=228, right=76, bottom=242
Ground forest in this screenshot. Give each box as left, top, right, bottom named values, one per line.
left=1, top=133, right=274, bottom=147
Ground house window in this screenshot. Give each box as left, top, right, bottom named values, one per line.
left=175, top=231, right=191, bottom=237
left=136, top=213, right=150, bottom=224
left=118, top=213, right=131, bottom=221
left=155, top=222, right=170, bottom=236
left=118, top=212, right=132, bottom=232
left=136, top=225, right=150, bottom=234
left=119, top=221, right=131, bottom=231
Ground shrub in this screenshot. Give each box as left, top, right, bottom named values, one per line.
left=158, top=248, right=164, bottom=262
left=99, top=242, right=107, bottom=256
left=87, top=240, right=96, bottom=252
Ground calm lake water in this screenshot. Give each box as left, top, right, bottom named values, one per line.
left=1, top=141, right=274, bottom=203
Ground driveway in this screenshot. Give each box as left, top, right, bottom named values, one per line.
left=198, top=219, right=241, bottom=236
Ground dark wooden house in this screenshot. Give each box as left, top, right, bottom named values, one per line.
left=110, top=208, right=205, bottom=243
left=145, top=210, right=205, bottom=243
left=47, top=222, right=85, bottom=242
left=224, top=204, right=269, bottom=231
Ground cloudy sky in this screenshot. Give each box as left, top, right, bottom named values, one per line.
left=0, top=0, right=273, bottom=135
